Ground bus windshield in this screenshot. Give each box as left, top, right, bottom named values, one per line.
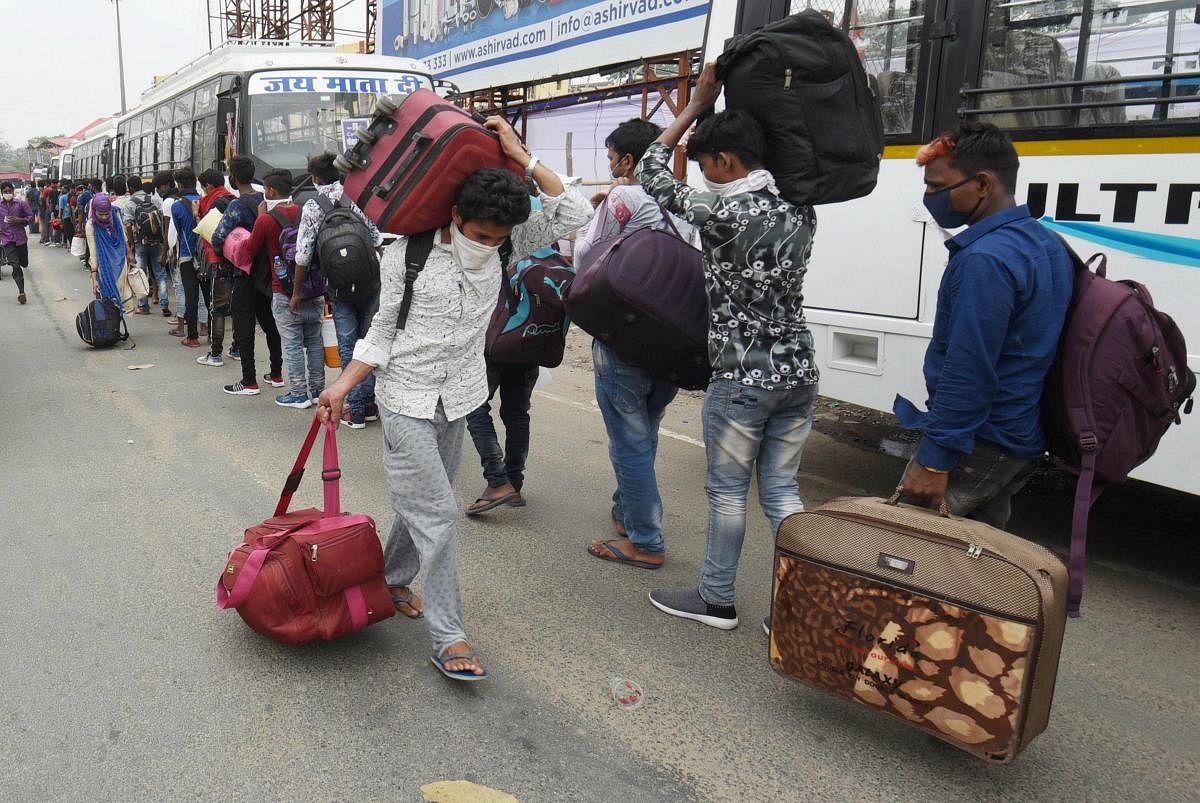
left=248, top=69, right=431, bottom=171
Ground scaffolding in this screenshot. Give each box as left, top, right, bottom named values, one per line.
left=260, top=0, right=290, bottom=41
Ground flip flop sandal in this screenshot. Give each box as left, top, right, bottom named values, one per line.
left=431, top=647, right=488, bottom=682
left=390, top=587, right=424, bottom=619
left=507, top=493, right=527, bottom=508
left=587, top=539, right=664, bottom=570
left=465, top=492, right=519, bottom=516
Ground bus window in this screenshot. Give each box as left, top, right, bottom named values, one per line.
left=193, top=117, right=217, bottom=173
left=157, top=129, right=172, bottom=170
left=790, top=1, right=924, bottom=136
left=174, top=92, right=194, bottom=126
left=174, top=124, right=189, bottom=167
left=975, top=0, right=1199, bottom=129
left=195, top=81, right=218, bottom=117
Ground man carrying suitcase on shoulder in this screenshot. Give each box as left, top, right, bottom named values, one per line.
left=315, top=117, right=592, bottom=682
left=893, top=122, right=1073, bottom=529
left=637, top=65, right=819, bottom=631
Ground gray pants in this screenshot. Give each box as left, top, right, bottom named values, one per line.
left=909, top=438, right=1035, bottom=530
left=380, top=402, right=468, bottom=655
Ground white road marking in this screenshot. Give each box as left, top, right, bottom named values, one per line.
left=533, top=390, right=706, bottom=449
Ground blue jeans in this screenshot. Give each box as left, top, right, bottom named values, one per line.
left=272, top=293, right=326, bottom=398
left=136, top=243, right=170, bottom=311
left=332, top=295, right=379, bottom=413
left=593, top=341, right=679, bottom=554
left=699, top=379, right=818, bottom=606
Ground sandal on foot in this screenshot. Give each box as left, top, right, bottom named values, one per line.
left=587, top=539, right=664, bottom=570
left=507, top=493, right=527, bottom=508
left=389, top=587, right=423, bottom=619
left=465, top=492, right=519, bottom=516
left=431, top=647, right=488, bottom=682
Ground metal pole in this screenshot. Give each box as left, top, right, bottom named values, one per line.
left=114, top=0, right=128, bottom=114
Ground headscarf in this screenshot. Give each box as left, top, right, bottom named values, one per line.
left=90, top=193, right=116, bottom=234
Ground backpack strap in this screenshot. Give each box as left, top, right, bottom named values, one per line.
left=497, top=238, right=518, bottom=312
left=656, top=203, right=686, bottom=241
left=397, top=230, right=437, bottom=330
left=1068, top=447, right=1098, bottom=618
left=268, top=208, right=292, bottom=231
left=314, top=194, right=335, bottom=214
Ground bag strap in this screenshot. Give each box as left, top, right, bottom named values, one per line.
left=498, top=238, right=518, bottom=313
left=1067, top=446, right=1098, bottom=618
left=314, top=194, right=335, bottom=215
left=268, top=208, right=292, bottom=231
left=397, top=229, right=436, bottom=330
left=656, top=203, right=686, bottom=241
left=273, top=415, right=342, bottom=517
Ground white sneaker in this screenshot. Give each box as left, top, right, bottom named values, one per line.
left=196, top=353, right=224, bottom=367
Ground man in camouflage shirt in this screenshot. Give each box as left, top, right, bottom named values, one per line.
left=639, top=64, right=819, bottom=631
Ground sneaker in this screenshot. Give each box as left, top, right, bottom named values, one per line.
left=196, top=353, right=224, bottom=367
left=364, top=402, right=379, bottom=422
left=648, top=588, right=739, bottom=630
left=223, top=382, right=260, bottom=396
left=162, top=307, right=172, bottom=317
left=342, top=408, right=367, bottom=429
left=228, top=349, right=241, bottom=361
left=275, top=392, right=312, bottom=409
left=181, top=338, right=203, bottom=348
left=262, top=374, right=285, bottom=388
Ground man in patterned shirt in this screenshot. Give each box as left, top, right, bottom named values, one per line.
left=640, top=64, right=819, bottom=631
left=316, top=117, right=592, bottom=681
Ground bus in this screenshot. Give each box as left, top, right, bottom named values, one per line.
left=703, top=0, right=1200, bottom=495
left=69, top=40, right=432, bottom=187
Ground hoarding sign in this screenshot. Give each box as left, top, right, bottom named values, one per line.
left=380, top=0, right=708, bottom=91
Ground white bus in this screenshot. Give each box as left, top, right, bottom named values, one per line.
left=703, top=0, right=1200, bottom=495
left=71, top=40, right=434, bottom=185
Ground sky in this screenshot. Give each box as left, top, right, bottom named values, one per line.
left=0, top=0, right=369, bottom=150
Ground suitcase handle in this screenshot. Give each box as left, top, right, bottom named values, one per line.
left=886, top=485, right=951, bottom=518
left=377, top=132, right=433, bottom=196
left=274, top=415, right=343, bottom=518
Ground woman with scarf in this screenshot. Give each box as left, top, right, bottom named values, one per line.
left=87, top=195, right=136, bottom=313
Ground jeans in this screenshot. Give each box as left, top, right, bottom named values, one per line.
left=231, top=278, right=282, bottom=387
left=332, top=295, right=379, bottom=413
left=905, top=438, right=1035, bottom=530
left=592, top=341, right=679, bottom=553
left=699, top=379, right=818, bottom=606
left=39, top=214, right=50, bottom=243
left=170, top=258, right=186, bottom=318
left=136, top=243, right=170, bottom=312
left=180, top=259, right=210, bottom=339
left=465, top=360, right=540, bottom=492
left=272, top=293, right=326, bottom=398
left=207, top=266, right=234, bottom=356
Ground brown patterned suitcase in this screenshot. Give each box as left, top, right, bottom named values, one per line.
left=770, top=495, right=1068, bottom=764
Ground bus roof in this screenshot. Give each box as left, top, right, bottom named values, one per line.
left=136, top=41, right=431, bottom=111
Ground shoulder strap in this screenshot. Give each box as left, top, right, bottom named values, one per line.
left=268, top=208, right=292, bottom=230
left=656, top=203, right=685, bottom=241
left=1068, top=449, right=1098, bottom=618
left=315, top=194, right=335, bottom=214
left=498, top=238, right=518, bottom=312
left=396, top=230, right=437, bottom=330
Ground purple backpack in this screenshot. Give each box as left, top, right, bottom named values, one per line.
left=270, top=208, right=326, bottom=300
left=1042, top=243, right=1195, bottom=617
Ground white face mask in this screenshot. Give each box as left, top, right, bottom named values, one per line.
left=1, top=194, right=12, bottom=202
left=703, top=169, right=780, bottom=198
left=265, top=197, right=291, bottom=211
left=449, top=222, right=502, bottom=273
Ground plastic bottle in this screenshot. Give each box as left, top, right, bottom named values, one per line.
left=273, top=255, right=288, bottom=284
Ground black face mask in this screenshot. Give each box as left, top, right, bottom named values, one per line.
left=923, top=175, right=983, bottom=229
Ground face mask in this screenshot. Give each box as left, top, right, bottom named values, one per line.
left=923, top=176, right=983, bottom=229
left=265, top=197, right=291, bottom=211
left=703, top=169, right=780, bottom=198
left=1, top=194, right=12, bottom=202
left=449, top=222, right=502, bottom=272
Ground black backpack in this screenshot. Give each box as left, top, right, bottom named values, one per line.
left=716, top=9, right=884, bottom=205
left=132, top=194, right=163, bottom=245
left=314, top=194, right=378, bottom=303
left=76, top=298, right=128, bottom=348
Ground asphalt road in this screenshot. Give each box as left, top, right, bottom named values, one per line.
left=2, top=243, right=1197, bottom=802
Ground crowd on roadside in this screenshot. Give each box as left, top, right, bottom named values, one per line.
left=14, top=64, right=1074, bottom=683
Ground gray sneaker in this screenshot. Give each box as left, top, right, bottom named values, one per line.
left=196, top=352, right=224, bottom=367
left=648, top=588, right=738, bottom=630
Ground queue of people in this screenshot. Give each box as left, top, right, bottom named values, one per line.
left=30, top=63, right=1070, bottom=683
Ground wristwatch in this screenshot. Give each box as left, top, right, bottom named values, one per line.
left=524, top=155, right=540, bottom=179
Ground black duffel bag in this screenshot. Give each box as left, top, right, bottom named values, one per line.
left=716, top=10, right=884, bottom=206
left=76, top=298, right=128, bottom=348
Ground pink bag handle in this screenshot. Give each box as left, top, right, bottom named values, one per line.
left=275, top=415, right=342, bottom=518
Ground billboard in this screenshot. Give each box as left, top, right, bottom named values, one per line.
left=380, top=0, right=709, bottom=91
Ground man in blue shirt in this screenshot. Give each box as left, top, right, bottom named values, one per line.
left=895, top=122, right=1072, bottom=528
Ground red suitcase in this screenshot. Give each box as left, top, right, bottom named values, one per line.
left=338, top=89, right=523, bottom=235
left=216, top=416, right=395, bottom=645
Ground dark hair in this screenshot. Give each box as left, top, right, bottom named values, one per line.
left=109, top=175, right=127, bottom=195
left=261, top=169, right=293, bottom=196
left=1, top=182, right=12, bottom=191
left=228, top=155, right=255, bottom=186
left=307, top=152, right=341, bottom=185
left=152, top=170, right=174, bottom=190
left=127, top=174, right=143, bottom=193
left=685, top=109, right=766, bottom=170
left=942, top=121, right=1020, bottom=194
left=173, top=166, right=196, bottom=186
left=198, top=169, right=225, bottom=191
left=605, top=118, right=662, bottom=164
left=455, top=168, right=532, bottom=227
left=90, top=178, right=103, bottom=192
